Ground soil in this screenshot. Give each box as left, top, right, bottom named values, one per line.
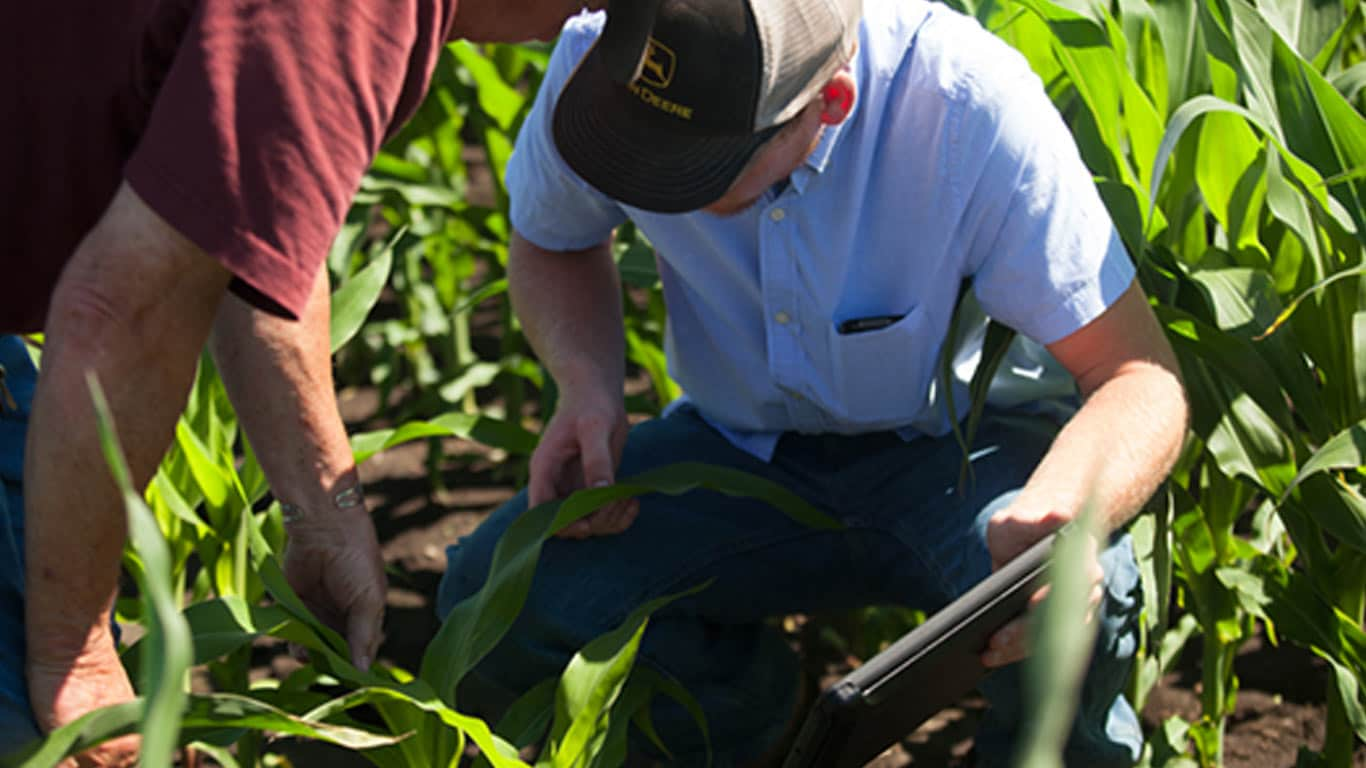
left=259, top=387, right=1366, bottom=768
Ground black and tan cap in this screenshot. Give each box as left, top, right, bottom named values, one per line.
left=553, top=0, right=862, bottom=213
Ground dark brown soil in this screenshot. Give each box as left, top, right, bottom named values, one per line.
left=266, top=388, right=1366, bottom=767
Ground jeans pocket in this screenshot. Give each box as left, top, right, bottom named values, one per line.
left=828, top=306, right=932, bottom=426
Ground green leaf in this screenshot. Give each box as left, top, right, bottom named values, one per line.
left=476, top=678, right=558, bottom=767
left=627, top=667, right=711, bottom=766
left=350, top=411, right=539, bottom=464
left=1325, top=656, right=1366, bottom=742
left=1333, top=62, right=1366, bottom=103
left=1295, top=475, right=1366, bottom=556
left=451, top=42, right=526, bottom=131
left=1266, top=11, right=1366, bottom=236
left=1013, top=508, right=1106, bottom=768
left=89, top=376, right=194, bottom=768
left=175, top=418, right=231, bottom=510
left=1279, top=419, right=1366, bottom=504
left=331, top=231, right=399, bottom=353
left=300, top=685, right=526, bottom=768
left=542, top=584, right=707, bottom=768
left=1155, top=303, right=1296, bottom=439
left=1149, top=0, right=1206, bottom=107
left=123, top=598, right=294, bottom=680
left=5, top=700, right=145, bottom=766
left=422, top=463, right=839, bottom=705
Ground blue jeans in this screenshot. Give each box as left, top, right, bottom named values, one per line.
left=438, top=405, right=1143, bottom=766
left=0, top=336, right=40, bottom=753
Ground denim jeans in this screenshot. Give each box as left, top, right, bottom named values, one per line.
left=438, top=405, right=1143, bottom=767
left=0, top=336, right=41, bottom=754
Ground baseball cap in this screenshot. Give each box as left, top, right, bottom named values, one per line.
left=553, top=0, right=862, bottom=213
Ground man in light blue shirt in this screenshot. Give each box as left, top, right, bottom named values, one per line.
left=438, top=0, right=1188, bottom=764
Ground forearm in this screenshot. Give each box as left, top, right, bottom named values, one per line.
left=25, top=185, right=231, bottom=664
left=1014, top=361, right=1187, bottom=532
left=210, top=269, right=359, bottom=513
left=508, top=232, right=625, bottom=400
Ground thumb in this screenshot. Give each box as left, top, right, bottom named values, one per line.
left=578, top=427, right=618, bottom=490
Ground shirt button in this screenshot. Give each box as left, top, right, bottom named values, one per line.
left=769, top=208, right=786, bottom=222
left=774, top=311, right=791, bottom=325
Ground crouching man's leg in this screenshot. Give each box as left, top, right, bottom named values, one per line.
left=972, top=511, right=1144, bottom=767
left=868, top=411, right=1143, bottom=768
left=437, top=405, right=804, bottom=765
left=437, top=405, right=905, bottom=766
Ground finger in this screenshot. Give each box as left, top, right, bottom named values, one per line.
left=1028, top=584, right=1050, bottom=608
left=1085, top=583, right=1104, bottom=624
left=346, top=593, right=385, bottom=670
left=577, top=423, right=617, bottom=491
left=528, top=437, right=575, bottom=508
left=982, top=616, right=1030, bottom=668
left=589, top=500, right=630, bottom=535
left=603, top=499, right=640, bottom=535
left=556, top=517, right=591, bottom=539
left=528, top=462, right=557, bottom=508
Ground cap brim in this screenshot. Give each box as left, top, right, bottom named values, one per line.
left=552, top=40, right=776, bottom=214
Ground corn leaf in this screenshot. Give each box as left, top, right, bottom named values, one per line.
left=89, top=376, right=194, bottom=768
left=330, top=231, right=398, bottom=353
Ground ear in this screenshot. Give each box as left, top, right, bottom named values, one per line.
left=818, top=70, right=856, bottom=125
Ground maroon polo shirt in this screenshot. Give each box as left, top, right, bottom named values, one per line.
left=1, top=0, right=458, bottom=333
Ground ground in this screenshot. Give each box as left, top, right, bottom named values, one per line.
left=251, top=387, right=1366, bottom=767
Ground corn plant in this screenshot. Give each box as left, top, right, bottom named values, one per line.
left=947, top=0, right=1366, bottom=764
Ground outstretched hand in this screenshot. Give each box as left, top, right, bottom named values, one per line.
left=530, top=394, right=634, bottom=539
left=283, top=504, right=387, bottom=671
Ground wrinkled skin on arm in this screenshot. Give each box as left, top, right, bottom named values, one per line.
left=211, top=274, right=385, bottom=671
left=25, top=183, right=232, bottom=766
left=508, top=231, right=638, bottom=538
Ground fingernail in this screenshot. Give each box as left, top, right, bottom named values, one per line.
left=359, top=655, right=371, bottom=670
left=593, top=480, right=610, bottom=488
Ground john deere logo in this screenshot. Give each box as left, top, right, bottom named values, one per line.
left=640, top=38, right=675, bottom=88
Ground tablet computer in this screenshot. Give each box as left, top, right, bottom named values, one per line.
left=782, top=533, right=1056, bottom=768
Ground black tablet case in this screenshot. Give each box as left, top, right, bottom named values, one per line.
left=782, top=533, right=1056, bottom=768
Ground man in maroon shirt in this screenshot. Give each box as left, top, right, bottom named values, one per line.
left=0, top=1, right=600, bottom=764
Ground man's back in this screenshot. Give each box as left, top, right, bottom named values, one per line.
left=1, top=0, right=458, bottom=333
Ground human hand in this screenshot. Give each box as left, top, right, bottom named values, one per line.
left=980, top=507, right=1103, bottom=668
left=283, top=500, right=387, bottom=671
left=530, top=392, right=634, bottom=539
left=28, top=629, right=138, bottom=767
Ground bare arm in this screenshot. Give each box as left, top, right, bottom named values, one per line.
left=999, top=280, right=1187, bottom=544
left=509, top=231, right=625, bottom=403
left=210, top=271, right=384, bottom=669
left=983, top=279, right=1187, bottom=666
left=508, top=231, right=635, bottom=537
left=25, top=183, right=231, bottom=759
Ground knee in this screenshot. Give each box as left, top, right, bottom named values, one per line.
left=1096, top=532, right=1142, bottom=660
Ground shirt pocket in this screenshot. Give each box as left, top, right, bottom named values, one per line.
left=827, top=306, right=933, bottom=426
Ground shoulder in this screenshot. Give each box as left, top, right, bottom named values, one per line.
left=861, top=0, right=1040, bottom=116
left=555, top=11, right=607, bottom=65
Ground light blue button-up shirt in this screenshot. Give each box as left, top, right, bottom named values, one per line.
left=508, top=0, right=1135, bottom=461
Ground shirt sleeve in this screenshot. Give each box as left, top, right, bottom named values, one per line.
left=124, top=0, right=453, bottom=319
left=506, top=13, right=628, bottom=252
left=953, top=53, right=1135, bottom=346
